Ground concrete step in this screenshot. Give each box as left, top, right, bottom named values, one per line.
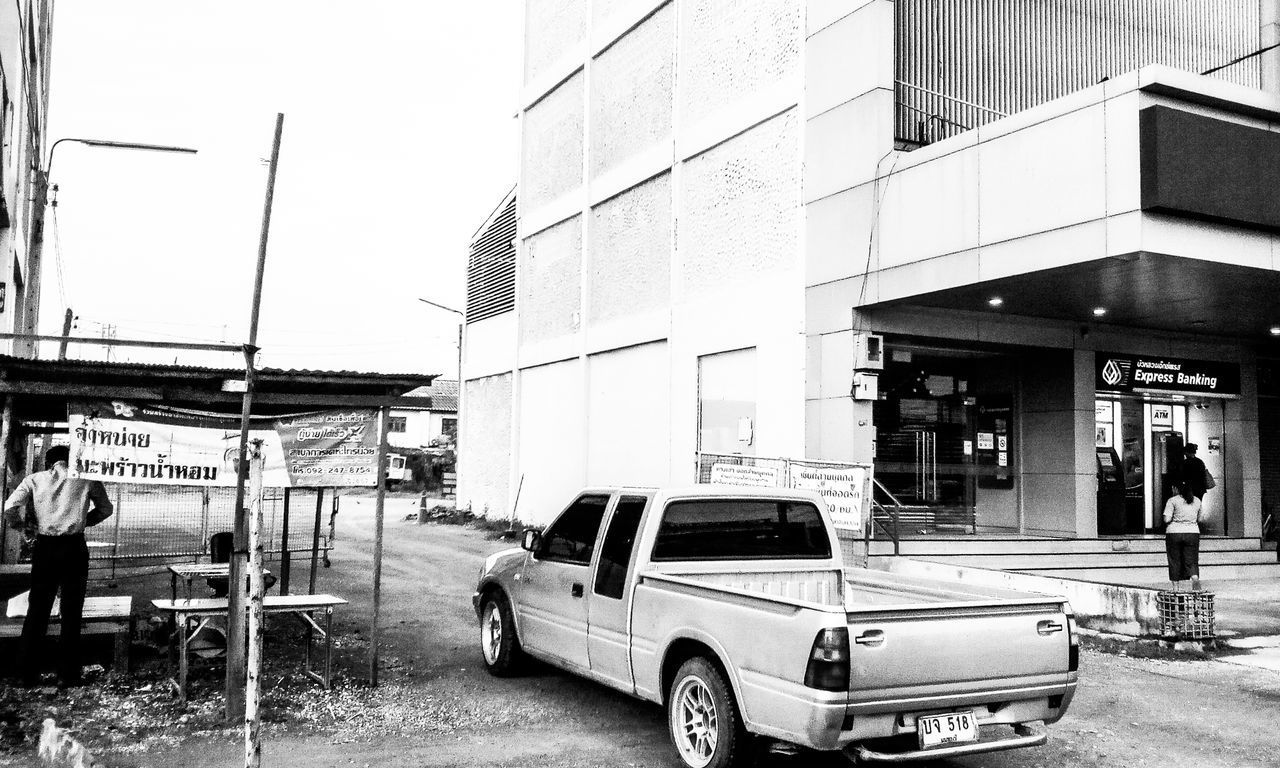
left=895, top=549, right=1280, bottom=571
left=1028, top=562, right=1280, bottom=584
left=866, top=537, right=1267, bottom=557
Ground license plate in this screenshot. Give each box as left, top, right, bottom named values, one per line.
left=917, top=711, right=979, bottom=749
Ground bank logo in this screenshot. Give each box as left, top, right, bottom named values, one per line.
left=1101, top=359, right=1123, bottom=387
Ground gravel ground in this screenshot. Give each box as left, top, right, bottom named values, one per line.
left=1, top=495, right=1277, bottom=767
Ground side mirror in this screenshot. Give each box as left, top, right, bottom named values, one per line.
left=521, top=529, right=542, bottom=554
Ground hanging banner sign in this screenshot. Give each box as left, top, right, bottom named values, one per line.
left=709, top=463, right=781, bottom=488
left=1095, top=354, right=1240, bottom=398
left=787, top=463, right=871, bottom=535
left=68, top=401, right=380, bottom=488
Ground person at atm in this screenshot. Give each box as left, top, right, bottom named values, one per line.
left=1162, top=482, right=1204, bottom=592
left=1180, top=443, right=1212, bottom=501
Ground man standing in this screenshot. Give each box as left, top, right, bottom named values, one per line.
left=1181, top=443, right=1209, bottom=501
left=3, top=445, right=113, bottom=687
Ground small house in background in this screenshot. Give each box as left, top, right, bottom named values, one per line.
left=390, top=379, right=458, bottom=450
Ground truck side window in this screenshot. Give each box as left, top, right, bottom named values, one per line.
left=652, top=500, right=831, bottom=561
left=539, top=494, right=610, bottom=564
left=593, top=496, right=647, bottom=599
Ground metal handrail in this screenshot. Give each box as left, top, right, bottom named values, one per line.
left=871, top=478, right=903, bottom=556
left=894, top=80, right=1008, bottom=118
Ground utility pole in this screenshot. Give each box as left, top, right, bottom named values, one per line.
left=227, top=113, right=284, bottom=721
left=57, top=309, right=73, bottom=360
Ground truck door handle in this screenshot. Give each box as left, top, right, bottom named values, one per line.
left=855, top=630, right=885, bottom=647
left=1038, top=620, right=1064, bottom=636
left=571, top=583, right=584, bottom=598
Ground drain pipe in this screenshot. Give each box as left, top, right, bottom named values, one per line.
left=1264, top=0, right=1280, bottom=94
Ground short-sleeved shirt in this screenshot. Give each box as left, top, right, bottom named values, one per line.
left=1162, top=495, right=1202, bottom=535
left=2, top=462, right=113, bottom=536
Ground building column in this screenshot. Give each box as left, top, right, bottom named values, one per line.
left=1226, top=354, right=1262, bottom=537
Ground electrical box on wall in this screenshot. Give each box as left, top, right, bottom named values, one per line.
left=852, top=372, right=879, bottom=401
left=853, top=332, right=884, bottom=370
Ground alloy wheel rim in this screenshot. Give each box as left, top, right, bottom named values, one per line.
left=483, top=604, right=502, bottom=663
left=673, top=677, right=718, bottom=767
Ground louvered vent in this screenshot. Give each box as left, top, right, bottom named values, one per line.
left=466, top=192, right=516, bottom=323
left=896, top=0, right=1262, bottom=147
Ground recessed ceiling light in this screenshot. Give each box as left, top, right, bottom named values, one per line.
left=987, top=297, right=1004, bottom=308
left=1271, top=325, right=1280, bottom=336
left=1092, top=307, right=1107, bottom=317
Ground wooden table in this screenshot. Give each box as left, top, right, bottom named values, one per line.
left=151, top=594, right=347, bottom=704
left=167, top=563, right=273, bottom=601
left=1, top=592, right=134, bottom=672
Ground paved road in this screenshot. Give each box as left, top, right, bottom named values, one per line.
left=135, top=496, right=1280, bottom=768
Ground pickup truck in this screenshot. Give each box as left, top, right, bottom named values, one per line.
left=474, top=486, right=1078, bottom=767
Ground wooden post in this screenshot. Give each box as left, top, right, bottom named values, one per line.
left=244, top=441, right=266, bottom=768
left=0, top=396, right=13, bottom=563
left=280, top=487, right=291, bottom=595
left=227, top=111, right=284, bottom=721
left=309, top=489, right=323, bottom=595
left=368, top=407, right=390, bottom=685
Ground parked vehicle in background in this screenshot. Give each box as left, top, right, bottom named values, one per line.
left=385, top=452, right=406, bottom=486
left=474, top=486, right=1079, bottom=767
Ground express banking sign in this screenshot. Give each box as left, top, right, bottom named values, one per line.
left=1095, top=354, right=1240, bottom=398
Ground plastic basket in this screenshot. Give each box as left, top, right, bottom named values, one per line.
left=1155, top=591, right=1215, bottom=639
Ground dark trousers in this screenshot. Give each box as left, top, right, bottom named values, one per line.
left=1165, top=532, right=1200, bottom=582
left=21, top=533, right=88, bottom=684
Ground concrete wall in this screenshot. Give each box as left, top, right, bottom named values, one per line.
left=459, top=373, right=514, bottom=518
left=1020, top=349, right=1097, bottom=537
left=457, top=0, right=807, bottom=518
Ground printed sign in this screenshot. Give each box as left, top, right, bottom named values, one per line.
left=1151, top=405, right=1173, bottom=427
left=1095, top=401, right=1113, bottom=421
left=977, top=432, right=995, bottom=450
left=709, top=463, right=780, bottom=488
left=788, top=464, right=869, bottom=534
left=68, top=400, right=380, bottom=488
left=1096, top=354, right=1240, bottom=397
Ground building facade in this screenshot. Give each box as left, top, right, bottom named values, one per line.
left=463, top=0, right=1280, bottom=541
left=391, top=379, right=459, bottom=450
left=0, top=0, right=54, bottom=357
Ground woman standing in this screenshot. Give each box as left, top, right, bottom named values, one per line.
left=1163, top=483, right=1204, bottom=592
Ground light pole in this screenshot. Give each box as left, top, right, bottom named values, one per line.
left=26, top=137, right=198, bottom=358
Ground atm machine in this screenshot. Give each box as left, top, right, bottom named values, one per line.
left=1096, top=447, right=1126, bottom=535
left=1151, top=431, right=1184, bottom=533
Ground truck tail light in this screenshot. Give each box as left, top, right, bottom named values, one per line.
left=1066, top=611, right=1079, bottom=672
left=804, top=627, right=850, bottom=691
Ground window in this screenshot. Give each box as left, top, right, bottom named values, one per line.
left=388, top=416, right=407, bottom=433
left=442, top=418, right=457, bottom=437
left=652, top=500, right=831, bottom=561
left=593, top=496, right=647, bottom=599
left=539, top=494, right=609, bottom=564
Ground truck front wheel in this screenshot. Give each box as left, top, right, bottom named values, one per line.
left=668, top=657, right=751, bottom=768
left=479, top=593, right=525, bottom=676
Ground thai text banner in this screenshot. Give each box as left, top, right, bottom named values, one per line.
left=68, top=401, right=380, bottom=488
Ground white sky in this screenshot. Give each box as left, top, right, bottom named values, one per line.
left=42, top=1, right=521, bottom=377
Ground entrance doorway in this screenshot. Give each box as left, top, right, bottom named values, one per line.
left=1094, top=397, right=1227, bottom=535
left=873, top=345, right=1017, bottom=533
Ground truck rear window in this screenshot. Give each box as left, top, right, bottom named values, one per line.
left=651, top=500, right=831, bottom=561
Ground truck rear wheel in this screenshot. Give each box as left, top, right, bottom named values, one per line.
left=479, top=593, right=525, bottom=676
left=668, top=657, right=751, bottom=768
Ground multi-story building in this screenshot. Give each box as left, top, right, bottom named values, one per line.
left=0, top=0, right=53, bottom=357
left=462, top=0, right=1280, bottom=561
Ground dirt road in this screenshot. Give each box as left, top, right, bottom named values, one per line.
left=103, top=497, right=1280, bottom=767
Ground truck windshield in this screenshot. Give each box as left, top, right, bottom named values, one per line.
left=651, top=500, right=831, bottom=561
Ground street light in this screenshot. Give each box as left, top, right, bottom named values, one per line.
left=25, top=137, right=198, bottom=357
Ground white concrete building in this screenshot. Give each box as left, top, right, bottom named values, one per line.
left=391, top=379, right=458, bottom=450
left=462, top=0, right=1280, bottom=558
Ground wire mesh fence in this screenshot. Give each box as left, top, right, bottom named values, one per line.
left=80, top=484, right=334, bottom=568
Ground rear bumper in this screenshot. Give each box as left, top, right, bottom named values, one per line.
left=853, top=721, right=1046, bottom=763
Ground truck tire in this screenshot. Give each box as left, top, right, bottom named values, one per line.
left=668, top=657, right=752, bottom=768
left=479, top=593, right=526, bottom=676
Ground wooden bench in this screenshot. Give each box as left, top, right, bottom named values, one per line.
left=0, top=593, right=134, bottom=673
left=152, top=593, right=347, bottom=704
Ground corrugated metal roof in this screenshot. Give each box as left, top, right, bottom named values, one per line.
left=403, top=378, right=458, bottom=411
left=0, top=354, right=432, bottom=385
